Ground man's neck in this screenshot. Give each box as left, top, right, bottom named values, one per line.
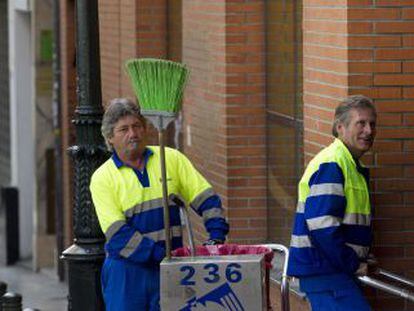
left=340, top=140, right=363, bottom=160
left=118, top=149, right=146, bottom=170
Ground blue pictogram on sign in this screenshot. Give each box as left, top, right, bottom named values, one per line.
left=179, top=282, right=245, bottom=311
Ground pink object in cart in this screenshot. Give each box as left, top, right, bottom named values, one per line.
left=173, top=244, right=274, bottom=268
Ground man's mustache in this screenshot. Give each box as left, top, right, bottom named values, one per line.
left=127, top=139, right=140, bottom=144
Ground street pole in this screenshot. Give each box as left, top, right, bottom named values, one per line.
left=61, top=0, right=108, bottom=310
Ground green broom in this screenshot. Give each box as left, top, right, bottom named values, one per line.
left=125, top=58, right=189, bottom=259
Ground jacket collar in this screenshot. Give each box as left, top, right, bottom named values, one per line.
left=111, top=148, right=153, bottom=169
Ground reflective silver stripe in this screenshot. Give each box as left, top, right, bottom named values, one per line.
left=202, top=207, right=224, bottom=222
left=119, top=226, right=183, bottom=258
left=105, top=220, right=126, bottom=240
left=146, top=225, right=183, bottom=242
left=307, top=216, right=341, bottom=231
left=191, top=188, right=216, bottom=212
left=124, top=194, right=185, bottom=218
left=346, top=243, right=369, bottom=258
left=343, top=213, right=371, bottom=226
left=120, top=231, right=143, bottom=258
left=309, top=183, right=344, bottom=197
left=124, top=198, right=164, bottom=218
left=296, top=201, right=305, bottom=213
left=290, top=235, right=312, bottom=248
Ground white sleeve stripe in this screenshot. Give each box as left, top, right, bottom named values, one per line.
left=309, top=183, right=344, bottom=197
left=307, top=215, right=341, bottom=231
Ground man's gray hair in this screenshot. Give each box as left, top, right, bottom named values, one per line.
left=101, top=98, right=145, bottom=151
left=332, top=95, right=376, bottom=137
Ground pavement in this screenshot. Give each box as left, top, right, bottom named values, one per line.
left=0, top=261, right=67, bottom=311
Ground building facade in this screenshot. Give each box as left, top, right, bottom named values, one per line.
left=57, top=1, right=414, bottom=310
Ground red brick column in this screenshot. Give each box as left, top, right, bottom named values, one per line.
left=99, top=0, right=167, bottom=106
left=99, top=0, right=121, bottom=103
left=182, top=0, right=267, bottom=243
left=99, top=0, right=166, bottom=147
left=304, top=1, right=414, bottom=310
left=99, top=0, right=140, bottom=105
left=136, top=0, right=167, bottom=58
left=303, top=1, right=348, bottom=161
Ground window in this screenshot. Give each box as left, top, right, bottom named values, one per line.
left=266, top=1, right=303, bottom=245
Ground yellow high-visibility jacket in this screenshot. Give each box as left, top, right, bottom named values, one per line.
left=288, top=139, right=372, bottom=279
left=90, top=146, right=229, bottom=263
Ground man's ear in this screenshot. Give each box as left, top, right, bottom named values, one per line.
left=108, top=136, right=113, bottom=146
left=336, top=122, right=344, bottom=138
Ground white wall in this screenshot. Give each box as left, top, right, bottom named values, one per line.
left=8, top=0, right=35, bottom=260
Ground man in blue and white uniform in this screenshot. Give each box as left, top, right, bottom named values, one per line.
left=288, top=95, right=377, bottom=310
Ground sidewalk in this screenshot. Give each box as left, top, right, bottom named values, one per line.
left=0, top=262, right=67, bottom=311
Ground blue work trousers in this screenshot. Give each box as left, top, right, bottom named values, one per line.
left=305, top=283, right=371, bottom=311
left=101, top=257, right=160, bottom=311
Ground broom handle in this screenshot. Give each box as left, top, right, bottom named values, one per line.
left=159, top=128, right=172, bottom=259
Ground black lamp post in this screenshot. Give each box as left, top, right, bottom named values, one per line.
left=61, top=1, right=108, bottom=310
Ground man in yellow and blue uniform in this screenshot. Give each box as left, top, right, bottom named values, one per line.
left=90, top=98, right=229, bottom=311
left=287, top=95, right=377, bottom=310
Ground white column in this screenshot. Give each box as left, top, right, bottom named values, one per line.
left=8, top=0, right=35, bottom=260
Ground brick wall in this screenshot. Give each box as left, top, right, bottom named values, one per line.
left=182, top=0, right=267, bottom=243
left=354, top=3, right=414, bottom=311
left=224, top=0, right=267, bottom=243
left=303, top=0, right=348, bottom=162
left=99, top=0, right=122, bottom=103
left=136, top=0, right=167, bottom=58
left=99, top=0, right=168, bottom=107
left=99, top=0, right=138, bottom=105
left=181, top=0, right=227, bottom=242
left=99, top=0, right=167, bottom=148
left=304, top=1, right=414, bottom=310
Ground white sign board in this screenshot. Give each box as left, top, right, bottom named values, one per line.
left=161, top=254, right=268, bottom=311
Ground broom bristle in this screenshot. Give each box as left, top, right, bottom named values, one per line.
left=125, top=58, right=189, bottom=114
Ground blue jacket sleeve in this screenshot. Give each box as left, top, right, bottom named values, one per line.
left=197, top=195, right=229, bottom=241
left=304, top=162, right=360, bottom=275
left=105, top=223, right=165, bottom=264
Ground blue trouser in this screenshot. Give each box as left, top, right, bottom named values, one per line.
left=300, top=273, right=371, bottom=311
left=101, top=257, right=160, bottom=311
left=304, top=281, right=371, bottom=311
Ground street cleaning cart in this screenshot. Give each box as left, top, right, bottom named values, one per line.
left=160, top=207, right=290, bottom=311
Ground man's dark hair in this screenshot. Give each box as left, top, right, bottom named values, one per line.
left=332, top=95, right=376, bottom=137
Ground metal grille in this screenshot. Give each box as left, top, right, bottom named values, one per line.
left=0, top=0, right=10, bottom=186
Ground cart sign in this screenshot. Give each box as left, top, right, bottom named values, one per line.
left=160, top=254, right=267, bottom=311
